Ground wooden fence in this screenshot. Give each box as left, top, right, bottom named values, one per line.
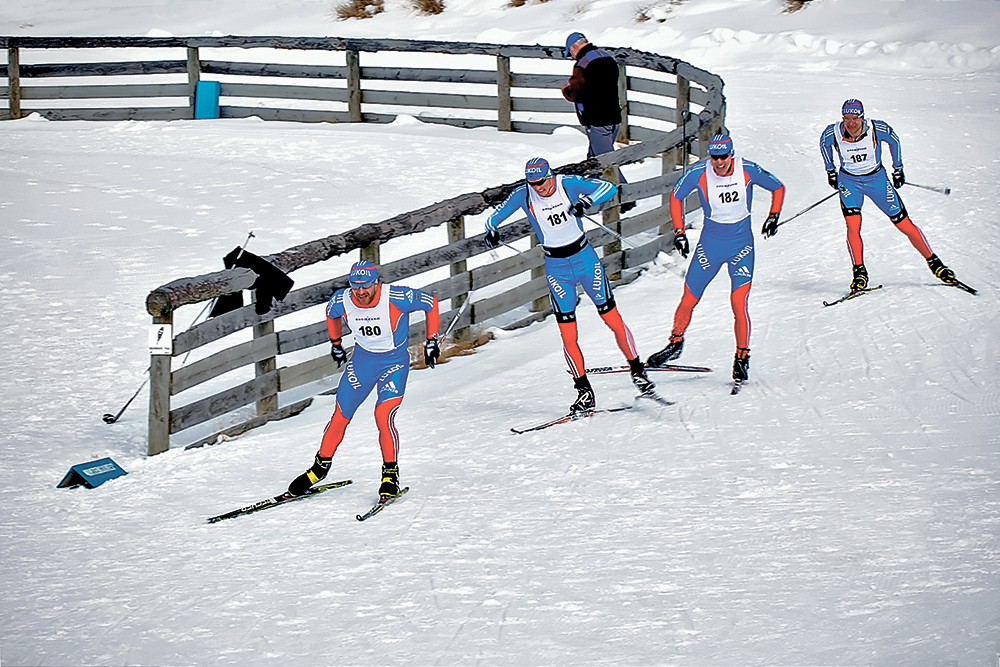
left=1, top=36, right=725, bottom=454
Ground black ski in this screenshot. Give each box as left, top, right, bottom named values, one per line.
left=823, top=284, right=883, bottom=307
left=583, top=363, right=713, bottom=374
left=356, top=487, right=409, bottom=521
left=945, top=278, right=978, bottom=295
left=731, top=379, right=744, bottom=395
left=636, top=389, right=675, bottom=406
left=510, top=406, right=634, bottom=434
left=207, top=479, right=353, bottom=523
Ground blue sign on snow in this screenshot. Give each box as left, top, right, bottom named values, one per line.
left=57, top=457, right=128, bottom=489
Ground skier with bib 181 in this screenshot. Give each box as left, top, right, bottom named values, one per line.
left=820, top=98, right=959, bottom=292
left=647, top=133, right=785, bottom=388
left=484, top=157, right=654, bottom=413
left=286, top=260, right=440, bottom=504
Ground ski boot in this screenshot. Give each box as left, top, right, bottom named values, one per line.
left=647, top=333, right=684, bottom=367
left=850, top=263, right=868, bottom=292
left=379, top=462, right=401, bottom=501
left=570, top=376, right=596, bottom=414
left=926, top=254, right=956, bottom=284
left=287, top=453, right=332, bottom=497
left=733, top=348, right=750, bottom=383
left=628, top=358, right=655, bottom=395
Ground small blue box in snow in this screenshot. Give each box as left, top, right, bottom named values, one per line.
left=194, top=80, right=221, bottom=119
left=57, top=457, right=128, bottom=489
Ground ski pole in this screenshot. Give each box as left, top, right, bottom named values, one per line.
left=582, top=214, right=641, bottom=249
left=775, top=192, right=838, bottom=228
left=103, top=371, right=149, bottom=424
left=906, top=182, right=951, bottom=196
left=442, top=291, right=474, bottom=340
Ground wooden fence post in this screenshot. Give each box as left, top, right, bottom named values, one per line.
left=497, top=54, right=512, bottom=132
left=186, top=46, right=200, bottom=120
left=447, top=216, right=470, bottom=342
left=7, top=46, right=21, bottom=120
left=148, top=313, right=173, bottom=456
left=602, top=166, right=622, bottom=281
left=616, top=62, right=629, bottom=144
left=254, top=317, right=278, bottom=416
left=346, top=49, right=362, bottom=123
left=661, top=76, right=691, bottom=235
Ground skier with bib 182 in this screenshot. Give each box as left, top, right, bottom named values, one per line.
left=647, top=133, right=785, bottom=389
left=286, top=260, right=440, bottom=504
left=820, top=98, right=959, bottom=292
left=484, top=157, right=655, bottom=413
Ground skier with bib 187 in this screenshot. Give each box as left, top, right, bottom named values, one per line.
left=820, top=98, right=959, bottom=292
left=647, top=133, right=785, bottom=388
left=484, top=157, right=655, bottom=413
left=286, top=260, right=440, bottom=504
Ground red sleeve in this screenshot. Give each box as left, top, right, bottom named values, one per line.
left=770, top=184, right=786, bottom=215
left=326, top=315, right=343, bottom=342
left=425, top=295, right=440, bottom=339
left=561, top=66, right=585, bottom=102
left=669, top=193, right=685, bottom=234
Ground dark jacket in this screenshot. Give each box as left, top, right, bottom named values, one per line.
left=561, top=43, right=622, bottom=127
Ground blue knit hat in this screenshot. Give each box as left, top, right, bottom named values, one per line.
left=564, top=32, right=586, bottom=58
left=348, top=260, right=379, bottom=288
left=841, top=99, right=865, bottom=117
left=524, top=157, right=552, bottom=182
left=707, top=133, right=734, bottom=157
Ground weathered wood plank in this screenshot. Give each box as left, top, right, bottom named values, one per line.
left=171, top=332, right=277, bottom=395
left=169, top=370, right=277, bottom=434
left=362, top=66, right=497, bottom=85
left=277, top=354, right=341, bottom=393
left=509, top=72, right=566, bottom=89
left=202, top=60, right=347, bottom=80
left=627, top=75, right=678, bottom=98
left=472, top=275, right=549, bottom=324
left=25, top=107, right=192, bottom=121
left=7, top=47, right=20, bottom=119
left=219, top=81, right=349, bottom=102
left=183, top=397, right=314, bottom=450
left=20, top=61, right=188, bottom=78
left=277, top=320, right=329, bottom=355
left=510, top=96, right=572, bottom=114
left=362, top=89, right=498, bottom=111
left=21, top=82, right=190, bottom=99
left=627, top=98, right=676, bottom=123
left=220, top=106, right=353, bottom=123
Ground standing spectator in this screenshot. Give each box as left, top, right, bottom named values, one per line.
left=647, top=134, right=785, bottom=388
left=820, top=98, right=959, bottom=292
left=286, top=260, right=440, bottom=503
left=484, top=157, right=654, bottom=413
left=560, top=32, right=635, bottom=211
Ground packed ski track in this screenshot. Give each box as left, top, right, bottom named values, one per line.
left=2, top=0, right=1000, bottom=665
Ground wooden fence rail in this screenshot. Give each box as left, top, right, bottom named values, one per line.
left=2, top=36, right=725, bottom=454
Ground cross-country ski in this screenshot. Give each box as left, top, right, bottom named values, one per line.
left=207, top=480, right=353, bottom=523
left=822, top=284, right=884, bottom=307
left=356, top=487, right=409, bottom=521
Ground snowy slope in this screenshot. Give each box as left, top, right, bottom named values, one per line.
left=1, top=1, right=999, bottom=666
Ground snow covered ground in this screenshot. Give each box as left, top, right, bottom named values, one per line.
left=1, top=1, right=998, bottom=665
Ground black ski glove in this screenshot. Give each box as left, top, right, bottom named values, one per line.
left=570, top=195, right=593, bottom=218
left=330, top=339, right=347, bottom=367
left=485, top=228, right=500, bottom=249
left=892, top=167, right=905, bottom=189
left=826, top=169, right=838, bottom=190
left=673, top=230, right=690, bottom=258
left=424, top=337, right=440, bottom=369
left=761, top=213, right=780, bottom=239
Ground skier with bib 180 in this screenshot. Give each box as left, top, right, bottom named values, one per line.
left=286, top=260, right=440, bottom=503
left=647, top=133, right=785, bottom=387
left=484, top=157, right=654, bottom=413
left=820, top=98, right=958, bottom=293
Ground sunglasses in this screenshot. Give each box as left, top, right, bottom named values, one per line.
left=709, top=153, right=732, bottom=161
left=527, top=176, right=549, bottom=186
left=351, top=280, right=377, bottom=289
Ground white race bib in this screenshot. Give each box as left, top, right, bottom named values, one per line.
left=705, top=156, right=751, bottom=224
left=342, top=284, right=394, bottom=353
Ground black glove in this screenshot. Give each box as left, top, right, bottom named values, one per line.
left=761, top=213, right=780, bottom=239
left=424, top=337, right=440, bottom=368
left=330, top=339, right=347, bottom=367
left=485, top=228, right=500, bottom=249
left=673, top=230, right=690, bottom=258
left=892, top=167, right=905, bottom=189
left=826, top=170, right=838, bottom=190
left=570, top=195, right=593, bottom=218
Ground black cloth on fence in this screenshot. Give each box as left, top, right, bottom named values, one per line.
left=220, top=246, right=295, bottom=315
left=208, top=249, right=245, bottom=318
